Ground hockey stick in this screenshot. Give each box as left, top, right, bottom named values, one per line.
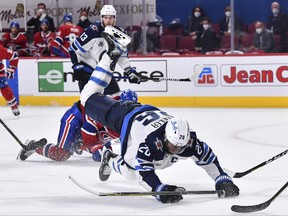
left=113, top=64, right=204, bottom=82
left=69, top=175, right=216, bottom=196
left=0, top=118, right=26, bottom=149
left=231, top=181, right=288, bottom=213
left=224, top=149, right=288, bottom=178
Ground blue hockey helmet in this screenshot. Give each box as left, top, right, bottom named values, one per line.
left=41, top=19, right=49, bottom=26
left=63, top=14, right=73, bottom=23
left=10, top=21, right=20, bottom=29
left=120, top=89, right=138, bottom=102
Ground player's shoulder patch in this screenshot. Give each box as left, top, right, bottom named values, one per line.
left=90, top=24, right=98, bottom=31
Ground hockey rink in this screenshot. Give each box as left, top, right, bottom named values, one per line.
left=0, top=106, right=287, bottom=215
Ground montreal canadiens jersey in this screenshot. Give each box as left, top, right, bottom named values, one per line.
left=1, top=33, right=29, bottom=56
left=51, top=24, right=83, bottom=57
left=0, top=45, right=18, bottom=72
left=32, top=31, right=56, bottom=56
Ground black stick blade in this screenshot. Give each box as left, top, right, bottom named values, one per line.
left=231, top=201, right=271, bottom=213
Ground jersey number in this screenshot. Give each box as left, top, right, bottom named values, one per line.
left=139, top=146, right=151, bottom=157
left=135, top=111, right=169, bottom=126
left=79, top=32, right=88, bottom=42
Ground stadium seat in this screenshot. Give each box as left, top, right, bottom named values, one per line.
left=219, top=35, right=241, bottom=53
left=239, top=33, right=254, bottom=52
left=273, top=34, right=281, bottom=52
left=163, top=26, right=183, bottom=36
left=158, top=35, right=177, bottom=53
left=248, top=23, right=255, bottom=34
left=176, top=36, right=196, bottom=54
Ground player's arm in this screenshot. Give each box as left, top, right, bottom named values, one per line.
left=188, top=133, right=239, bottom=198
left=136, top=143, right=184, bottom=204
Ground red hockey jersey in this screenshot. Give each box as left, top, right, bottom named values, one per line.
left=51, top=24, right=83, bottom=57
left=32, top=31, right=56, bottom=56
left=1, top=33, right=29, bottom=56
left=0, top=45, right=19, bottom=72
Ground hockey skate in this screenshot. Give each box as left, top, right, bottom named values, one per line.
left=11, top=105, right=20, bottom=116
left=101, top=31, right=123, bottom=60
left=99, top=149, right=117, bottom=181
left=17, top=138, right=47, bottom=161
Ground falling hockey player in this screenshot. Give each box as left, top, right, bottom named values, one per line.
left=65, top=4, right=240, bottom=204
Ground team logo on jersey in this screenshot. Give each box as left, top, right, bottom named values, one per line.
left=195, top=65, right=218, bottom=87
left=98, top=41, right=104, bottom=47
left=91, top=25, right=98, bottom=31
left=154, top=137, right=163, bottom=151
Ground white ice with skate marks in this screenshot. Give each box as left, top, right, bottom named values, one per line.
left=0, top=106, right=287, bottom=215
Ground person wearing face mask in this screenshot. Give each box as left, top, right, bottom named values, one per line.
left=267, top=2, right=288, bottom=52
left=219, top=5, right=242, bottom=36
left=186, top=6, right=205, bottom=38
left=195, top=17, right=219, bottom=54
left=249, top=21, right=274, bottom=53
left=76, top=10, right=92, bottom=30
left=27, top=3, right=55, bottom=34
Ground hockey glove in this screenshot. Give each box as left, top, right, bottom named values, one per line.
left=6, top=66, right=16, bottom=79
left=154, top=184, right=185, bottom=204
left=215, top=174, right=239, bottom=198
left=124, top=67, right=141, bottom=84
left=72, top=63, right=93, bottom=80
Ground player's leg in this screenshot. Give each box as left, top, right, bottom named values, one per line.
left=85, top=93, right=140, bottom=133
left=99, top=149, right=137, bottom=181
left=0, top=75, right=19, bottom=116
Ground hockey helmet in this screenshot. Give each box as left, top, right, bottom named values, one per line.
left=63, top=14, right=73, bottom=23
left=100, top=5, right=116, bottom=26
left=10, top=21, right=20, bottom=29
left=41, top=19, right=49, bottom=26
left=120, top=89, right=138, bottom=102
left=165, top=117, right=190, bottom=147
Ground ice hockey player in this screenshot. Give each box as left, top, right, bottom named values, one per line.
left=68, top=5, right=142, bottom=105
left=83, top=92, right=240, bottom=204
left=0, top=44, right=20, bottom=116
left=51, top=14, right=83, bottom=58
left=1, top=21, right=30, bottom=56
left=31, top=19, right=56, bottom=57
left=17, top=89, right=138, bottom=162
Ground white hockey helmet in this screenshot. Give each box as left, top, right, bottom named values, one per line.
left=100, top=5, right=117, bottom=26
left=165, top=117, right=190, bottom=147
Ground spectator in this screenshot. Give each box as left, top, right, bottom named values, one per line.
left=50, top=14, right=83, bottom=58
left=27, top=3, right=55, bottom=34
left=267, top=2, right=288, bottom=52
left=76, top=10, right=92, bottom=30
left=1, top=21, right=30, bottom=56
left=250, top=21, right=275, bottom=53
left=219, top=5, right=242, bottom=36
left=186, top=5, right=205, bottom=39
left=31, top=19, right=56, bottom=56
left=195, top=17, right=218, bottom=54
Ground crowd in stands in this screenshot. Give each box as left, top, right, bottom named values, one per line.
left=128, top=1, right=288, bottom=55
left=1, top=2, right=288, bottom=57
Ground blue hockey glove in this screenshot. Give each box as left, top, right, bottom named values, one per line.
left=154, top=184, right=185, bottom=203
left=215, top=174, right=239, bottom=198
left=6, top=66, right=16, bottom=79
left=124, top=67, right=141, bottom=84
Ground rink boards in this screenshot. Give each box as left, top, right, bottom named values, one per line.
left=1, top=54, right=288, bottom=107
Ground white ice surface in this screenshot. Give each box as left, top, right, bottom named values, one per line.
left=0, top=106, right=287, bottom=215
